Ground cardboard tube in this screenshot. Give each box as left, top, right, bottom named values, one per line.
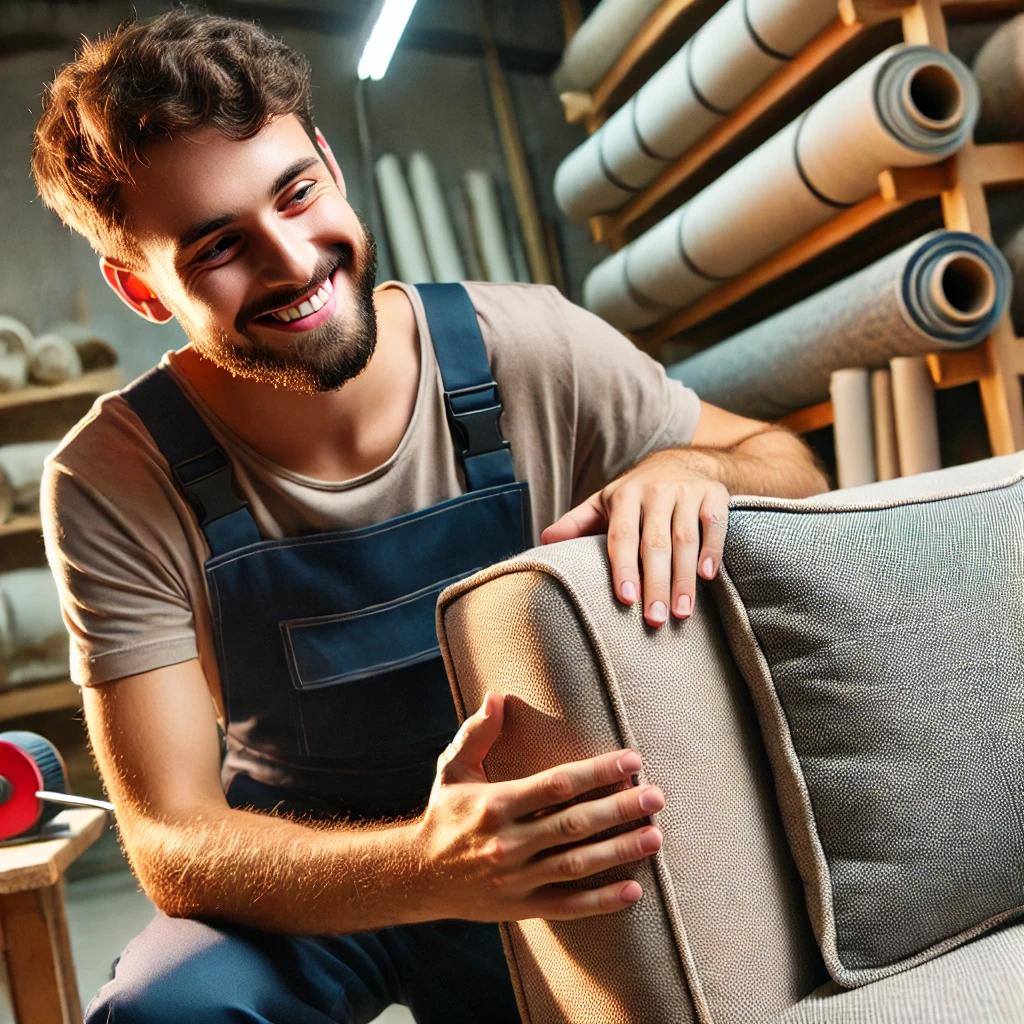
left=831, top=369, right=877, bottom=489
left=465, top=170, right=517, bottom=283
left=375, top=154, right=434, bottom=284
left=890, top=356, right=942, bottom=475
left=871, top=369, right=900, bottom=482
left=408, top=152, right=466, bottom=282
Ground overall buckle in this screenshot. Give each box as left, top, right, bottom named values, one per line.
left=174, top=450, right=250, bottom=528
left=444, top=382, right=509, bottom=459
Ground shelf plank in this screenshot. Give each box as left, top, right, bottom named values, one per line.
left=0, top=368, right=119, bottom=413
left=0, top=680, right=80, bottom=722
left=0, top=515, right=42, bottom=539
left=779, top=401, right=834, bottom=434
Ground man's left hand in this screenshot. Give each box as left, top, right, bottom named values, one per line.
left=540, top=449, right=729, bottom=628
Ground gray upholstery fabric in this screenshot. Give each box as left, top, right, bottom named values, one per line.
left=716, top=470, right=1024, bottom=987
left=438, top=539, right=825, bottom=1024
left=776, top=922, right=1024, bottom=1023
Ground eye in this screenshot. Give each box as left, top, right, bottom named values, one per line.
left=287, top=182, right=316, bottom=207
left=195, top=235, right=238, bottom=265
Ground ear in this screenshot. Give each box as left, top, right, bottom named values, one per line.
left=99, top=258, right=173, bottom=324
left=315, top=126, right=347, bottom=198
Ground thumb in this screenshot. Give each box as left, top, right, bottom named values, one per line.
left=541, top=493, right=607, bottom=545
left=436, top=691, right=505, bottom=784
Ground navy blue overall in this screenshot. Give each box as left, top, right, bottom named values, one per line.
left=90, top=284, right=527, bottom=1024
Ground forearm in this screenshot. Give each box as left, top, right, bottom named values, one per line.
left=124, top=805, right=432, bottom=935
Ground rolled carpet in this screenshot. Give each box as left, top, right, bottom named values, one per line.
left=375, top=153, right=434, bottom=284
left=667, top=231, right=1009, bottom=420
left=972, top=13, right=1024, bottom=143
left=831, top=368, right=877, bottom=488
left=408, top=152, right=466, bottom=282
left=585, top=45, right=980, bottom=331
left=555, top=0, right=838, bottom=221
left=0, top=441, right=56, bottom=521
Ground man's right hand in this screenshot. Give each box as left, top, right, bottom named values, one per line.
left=415, top=691, right=665, bottom=922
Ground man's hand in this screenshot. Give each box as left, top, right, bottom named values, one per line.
left=541, top=449, right=729, bottom=628
left=415, top=692, right=665, bottom=922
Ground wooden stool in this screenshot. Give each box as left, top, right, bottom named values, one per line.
left=0, top=808, right=106, bottom=1024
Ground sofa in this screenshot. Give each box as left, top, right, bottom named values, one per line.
left=436, top=452, right=1024, bottom=1024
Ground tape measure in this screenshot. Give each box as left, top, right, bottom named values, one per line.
left=0, top=731, right=113, bottom=843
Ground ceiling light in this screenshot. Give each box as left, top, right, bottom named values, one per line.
left=357, top=0, right=419, bottom=81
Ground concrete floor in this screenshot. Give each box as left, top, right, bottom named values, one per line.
left=0, top=867, right=414, bottom=1023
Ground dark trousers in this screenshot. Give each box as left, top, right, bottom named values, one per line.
left=85, top=912, right=520, bottom=1023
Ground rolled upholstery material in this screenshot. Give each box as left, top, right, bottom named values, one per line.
left=29, top=331, right=83, bottom=385
left=0, top=353, right=28, bottom=393
left=0, top=316, right=31, bottom=357
left=830, top=370, right=876, bottom=488
left=375, top=154, right=434, bottom=284
left=555, top=0, right=838, bottom=221
left=890, top=355, right=942, bottom=475
left=407, top=152, right=466, bottom=282
left=585, top=46, right=980, bottom=330
left=668, top=231, right=1009, bottom=420
left=1000, top=223, right=1024, bottom=331
left=464, top=170, right=516, bottom=282
left=973, top=14, right=1024, bottom=142
left=0, top=568, right=68, bottom=687
left=871, top=369, right=900, bottom=481
left=0, top=442, right=55, bottom=521
left=552, top=0, right=662, bottom=94
left=716, top=471, right=1024, bottom=986
left=439, top=538, right=824, bottom=1024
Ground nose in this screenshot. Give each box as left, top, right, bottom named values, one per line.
left=251, top=217, right=318, bottom=291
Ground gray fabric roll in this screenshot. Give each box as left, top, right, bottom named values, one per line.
left=465, top=170, right=516, bottom=283
left=0, top=441, right=56, bottom=521
left=973, top=14, right=1024, bottom=143
left=585, top=46, right=980, bottom=331
left=871, top=369, right=900, bottom=482
left=0, top=567, right=68, bottom=687
left=555, top=0, right=838, bottom=221
left=0, top=316, right=31, bottom=357
left=552, top=0, right=662, bottom=94
left=407, top=152, right=466, bottom=282
left=668, top=231, right=1009, bottom=420
left=29, top=331, right=83, bottom=385
left=830, top=369, right=876, bottom=489
left=375, top=154, right=434, bottom=284
left=1000, top=223, right=1024, bottom=331
left=890, top=356, right=942, bottom=475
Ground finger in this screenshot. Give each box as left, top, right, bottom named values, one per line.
left=541, top=493, right=606, bottom=545
left=520, top=784, right=665, bottom=857
left=526, top=879, right=644, bottom=921
left=526, top=825, right=663, bottom=888
left=671, top=500, right=700, bottom=620
left=508, top=748, right=642, bottom=819
left=697, top=489, right=729, bottom=582
left=637, top=488, right=676, bottom=628
left=605, top=488, right=642, bottom=606
left=436, top=692, right=504, bottom=785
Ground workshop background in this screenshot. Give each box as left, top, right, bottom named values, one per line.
left=1, top=0, right=1023, bottom=1020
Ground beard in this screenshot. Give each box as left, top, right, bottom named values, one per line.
left=183, top=224, right=379, bottom=395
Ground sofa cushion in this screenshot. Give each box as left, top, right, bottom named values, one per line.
left=716, top=465, right=1024, bottom=988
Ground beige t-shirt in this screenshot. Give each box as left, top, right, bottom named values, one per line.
left=42, top=281, right=701, bottom=711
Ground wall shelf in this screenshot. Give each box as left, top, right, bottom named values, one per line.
left=0, top=514, right=42, bottom=539
left=0, top=368, right=119, bottom=413
left=0, top=679, right=80, bottom=722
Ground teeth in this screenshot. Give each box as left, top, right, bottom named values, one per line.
left=297, top=300, right=314, bottom=318
left=309, top=293, right=324, bottom=312
left=266, top=275, right=333, bottom=322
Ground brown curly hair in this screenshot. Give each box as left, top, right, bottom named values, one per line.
left=31, top=8, right=316, bottom=264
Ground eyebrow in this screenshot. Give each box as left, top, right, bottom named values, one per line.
left=176, top=156, right=322, bottom=253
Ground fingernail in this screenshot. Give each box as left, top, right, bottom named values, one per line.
left=702, top=557, right=715, bottom=578
left=675, top=594, right=691, bottom=618
left=649, top=601, right=667, bottom=624
left=621, top=580, right=636, bottom=603
left=639, top=787, right=664, bottom=813
left=639, top=827, right=662, bottom=852
left=621, top=881, right=642, bottom=904
left=618, top=751, right=642, bottom=775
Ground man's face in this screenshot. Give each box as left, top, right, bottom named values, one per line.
left=118, top=115, right=378, bottom=393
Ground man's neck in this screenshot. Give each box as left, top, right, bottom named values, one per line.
left=173, top=284, right=421, bottom=482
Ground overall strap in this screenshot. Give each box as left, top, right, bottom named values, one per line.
left=121, top=367, right=261, bottom=556
left=416, top=283, right=516, bottom=491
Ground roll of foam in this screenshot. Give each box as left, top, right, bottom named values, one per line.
left=0, top=568, right=67, bottom=687
left=375, top=154, right=434, bottom=284
left=0, top=316, right=31, bottom=356
left=668, top=231, right=1009, bottom=420
left=890, top=356, right=942, bottom=474
left=554, top=0, right=838, bottom=221
left=29, top=331, right=83, bottom=385
left=408, top=152, right=466, bottom=282
left=465, top=170, right=516, bottom=283
left=586, top=46, right=980, bottom=330
left=831, top=369, right=877, bottom=488
left=871, top=369, right=900, bottom=481
left=552, top=0, right=662, bottom=94
left=972, top=14, right=1024, bottom=143
left=0, top=442, right=55, bottom=521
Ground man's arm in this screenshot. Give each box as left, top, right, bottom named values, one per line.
left=542, top=401, right=829, bottom=627
left=87, top=660, right=665, bottom=934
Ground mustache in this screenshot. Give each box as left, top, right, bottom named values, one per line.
left=238, top=245, right=354, bottom=326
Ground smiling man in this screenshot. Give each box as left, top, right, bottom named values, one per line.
left=32, top=10, right=827, bottom=1023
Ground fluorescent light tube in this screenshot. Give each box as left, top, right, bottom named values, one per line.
left=357, top=0, right=418, bottom=81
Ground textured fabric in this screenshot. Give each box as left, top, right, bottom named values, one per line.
left=776, top=922, right=1024, bottom=1023
left=41, top=281, right=700, bottom=711
left=438, top=537, right=825, bottom=1024
left=716, top=470, right=1024, bottom=987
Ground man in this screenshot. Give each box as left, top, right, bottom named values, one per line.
left=33, top=10, right=828, bottom=1023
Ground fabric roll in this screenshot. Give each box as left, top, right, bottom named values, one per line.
left=0, top=316, right=31, bottom=356
left=1000, top=224, right=1024, bottom=333
left=375, top=154, right=434, bottom=284
left=871, top=369, right=900, bottom=481
left=831, top=369, right=877, bottom=488
left=29, top=331, right=83, bottom=385
left=554, top=0, right=838, bottom=221
left=0, top=442, right=56, bottom=522
left=407, top=152, right=466, bottom=282
left=464, top=170, right=516, bottom=283
left=0, top=568, right=67, bottom=688
left=0, top=353, right=28, bottom=393
left=668, top=231, right=1009, bottom=420
left=972, top=14, right=1024, bottom=143
left=586, top=45, right=980, bottom=330
left=552, top=0, right=662, bottom=94
left=890, top=356, right=942, bottom=475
